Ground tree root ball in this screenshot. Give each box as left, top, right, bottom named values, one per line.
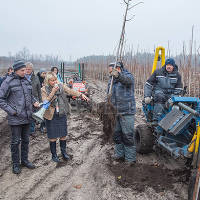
left=97, top=101, right=116, bottom=143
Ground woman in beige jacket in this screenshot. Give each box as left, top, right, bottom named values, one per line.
left=42, top=72, right=89, bottom=162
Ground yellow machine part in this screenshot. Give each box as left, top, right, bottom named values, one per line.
left=151, top=46, right=165, bottom=74
left=195, top=124, right=200, bottom=154
left=188, top=133, right=197, bottom=153
left=188, top=123, right=200, bottom=153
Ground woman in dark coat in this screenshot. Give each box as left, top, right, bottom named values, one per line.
left=51, top=66, right=63, bottom=83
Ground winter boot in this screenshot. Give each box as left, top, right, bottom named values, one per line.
left=21, top=160, right=35, bottom=169
left=60, top=140, right=70, bottom=160
left=50, top=141, right=60, bottom=162
left=12, top=163, right=21, bottom=174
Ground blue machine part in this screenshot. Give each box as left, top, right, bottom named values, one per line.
left=144, top=96, right=200, bottom=158
left=170, top=96, right=200, bottom=125
left=157, top=136, right=192, bottom=158
left=142, top=101, right=154, bottom=122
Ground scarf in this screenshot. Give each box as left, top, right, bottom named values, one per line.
left=45, top=84, right=70, bottom=116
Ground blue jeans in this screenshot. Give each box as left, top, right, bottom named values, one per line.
left=113, top=115, right=136, bottom=162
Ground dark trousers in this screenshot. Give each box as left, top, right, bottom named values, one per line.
left=10, top=124, right=30, bottom=164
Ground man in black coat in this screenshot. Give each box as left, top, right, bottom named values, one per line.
left=144, top=58, right=183, bottom=123
left=0, top=67, right=14, bottom=86
left=0, top=60, right=40, bottom=174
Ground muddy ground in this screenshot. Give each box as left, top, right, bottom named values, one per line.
left=0, top=79, right=189, bottom=200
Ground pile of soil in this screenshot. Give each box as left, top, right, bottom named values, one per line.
left=108, top=161, right=189, bottom=193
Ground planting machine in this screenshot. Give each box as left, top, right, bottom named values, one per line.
left=135, top=47, right=200, bottom=200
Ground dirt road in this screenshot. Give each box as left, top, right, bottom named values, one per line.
left=0, top=80, right=188, bottom=200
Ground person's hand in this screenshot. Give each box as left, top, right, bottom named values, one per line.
left=80, top=94, right=90, bottom=102
left=110, top=68, right=119, bottom=78
left=144, top=97, right=151, bottom=104
left=33, top=102, right=40, bottom=107
left=52, top=84, right=59, bottom=93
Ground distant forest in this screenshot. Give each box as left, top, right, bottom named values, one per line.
left=77, top=52, right=200, bottom=70
left=0, top=47, right=62, bottom=72
left=1, top=47, right=200, bottom=74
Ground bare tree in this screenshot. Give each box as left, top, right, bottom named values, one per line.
left=108, top=0, right=143, bottom=95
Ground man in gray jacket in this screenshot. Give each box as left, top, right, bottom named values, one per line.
left=25, top=62, right=42, bottom=135
left=0, top=60, right=39, bottom=174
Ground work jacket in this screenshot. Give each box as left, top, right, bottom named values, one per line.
left=0, top=73, right=37, bottom=125
left=144, top=65, right=183, bottom=98
left=108, top=69, right=136, bottom=115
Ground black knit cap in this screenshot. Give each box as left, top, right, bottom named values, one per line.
left=13, top=60, right=26, bottom=71
left=109, top=61, right=124, bottom=69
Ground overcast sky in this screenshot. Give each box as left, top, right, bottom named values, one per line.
left=0, top=0, right=200, bottom=61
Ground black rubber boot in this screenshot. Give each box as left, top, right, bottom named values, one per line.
left=60, top=140, right=70, bottom=160
left=12, top=163, right=21, bottom=174
left=21, top=160, right=35, bottom=169
left=50, top=141, right=60, bottom=162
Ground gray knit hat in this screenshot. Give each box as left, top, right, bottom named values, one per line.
left=13, top=60, right=26, bottom=71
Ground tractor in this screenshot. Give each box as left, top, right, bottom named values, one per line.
left=134, top=46, right=200, bottom=200
left=60, top=62, right=90, bottom=111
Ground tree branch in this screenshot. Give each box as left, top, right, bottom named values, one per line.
left=123, top=0, right=128, bottom=5
left=128, top=2, right=144, bottom=10
left=126, top=15, right=135, bottom=21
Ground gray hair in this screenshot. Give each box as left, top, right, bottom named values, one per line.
left=25, top=62, right=34, bottom=68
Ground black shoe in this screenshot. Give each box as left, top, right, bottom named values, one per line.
left=50, top=141, right=60, bottom=163
left=21, top=161, right=35, bottom=169
left=111, top=155, right=125, bottom=162
left=52, top=155, right=60, bottom=162
left=60, top=140, right=70, bottom=161
left=125, top=161, right=136, bottom=167
left=12, top=164, right=21, bottom=174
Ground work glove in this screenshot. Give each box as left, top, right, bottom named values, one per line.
left=144, top=97, right=151, bottom=104
left=110, top=68, right=119, bottom=78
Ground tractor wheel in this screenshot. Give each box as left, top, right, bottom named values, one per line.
left=188, top=170, right=200, bottom=200
left=135, top=124, right=154, bottom=154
